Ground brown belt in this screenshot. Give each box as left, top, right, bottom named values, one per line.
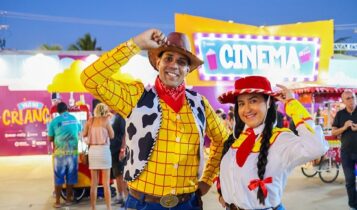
left=129, top=188, right=193, bottom=208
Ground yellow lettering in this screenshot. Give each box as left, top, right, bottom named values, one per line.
left=24, top=109, right=34, bottom=124
left=2, top=110, right=11, bottom=126
left=19, top=110, right=23, bottom=125
left=42, top=108, right=51, bottom=124
left=32, top=109, right=42, bottom=122
left=11, top=110, right=22, bottom=125
left=2, top=107, right=52, bottom=126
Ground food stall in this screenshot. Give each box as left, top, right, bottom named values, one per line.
left=294, top=86, right=357, bottom=183
left=293, top=86, right=357, bottom=132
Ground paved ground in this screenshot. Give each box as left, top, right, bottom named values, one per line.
left=0, top=155, right=350, bottom=210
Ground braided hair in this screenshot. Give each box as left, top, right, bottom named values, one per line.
left=222, top=99, right=244, bottom=156
left=221, top=94, right=277, bottom=205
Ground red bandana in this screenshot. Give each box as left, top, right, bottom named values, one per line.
left=236, top=128, right=256, bottom=167
left=155, top=77, right=186, bottom=113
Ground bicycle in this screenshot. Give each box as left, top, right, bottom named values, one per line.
left=301, top=159, right=319, bottom=178
left=318, top=147, right=340, bottom=183
left=301, top=147, right=340, bottom=183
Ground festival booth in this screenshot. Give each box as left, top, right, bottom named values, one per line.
left=0, top=14, right=339, bottom=159
left=175, top=14, right=350, bottom=183
left=174, top=14, right=350, bottom=161
left=0, top=52, right=101, bottom=156
left=294, top=86, right=357, bottom=146
left=175, top=14, right=334, bottom=112
left=47, top=59, right=120, bottom=201
left=294, top=87, right=357, bottom=182
left=294, top=87, right=357, bottom=127
left=0, top=49, right=155, bottom=157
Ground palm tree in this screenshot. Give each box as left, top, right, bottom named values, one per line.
left=39, top=44, right=62, bottom=51
left=68, top=33, right=102, bottom=51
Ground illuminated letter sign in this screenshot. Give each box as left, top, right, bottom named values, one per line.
left=194, top=33, right=320, bottom=82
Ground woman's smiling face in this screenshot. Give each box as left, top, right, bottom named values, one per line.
left=237, top=93, right=268, bottom=128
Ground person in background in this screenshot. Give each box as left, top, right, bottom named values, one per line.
left=275, top=104, right=284, bottom=128
left=81, top=28, right=229, bottom=210
left=227, top=111, right=235, bottom=131
left=48, top=102, right=81, bottom=208
left=229, top=105, right=234, bottom=113
left=315, top=107, right=323, bottom=126
left=332, top=90, right=357, bottom=210
left=110, top=113, right=128, bottom=206
left=221, top=113, right=228, bottom=129
left=216, top=108, right=224, bottom=118
left=83, top=103, right=115, bottom=210
left=216, top=76, right=328, bottom=210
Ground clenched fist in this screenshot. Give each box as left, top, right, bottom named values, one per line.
left=133, top=29, right=167, bottom=50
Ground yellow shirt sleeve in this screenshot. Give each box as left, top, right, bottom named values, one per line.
left=285, top=99, right=314, bottom=133
left=80, top=39, right=145, bottom=118
left=200, top=96, right=230, bottom=185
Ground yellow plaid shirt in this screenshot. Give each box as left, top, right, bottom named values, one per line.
left=81, top=39, right=229, bottom=196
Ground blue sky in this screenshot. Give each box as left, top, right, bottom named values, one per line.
left=1, top=0, right=357, bottom=50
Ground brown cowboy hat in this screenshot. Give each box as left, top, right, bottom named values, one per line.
left=148, top=32, right=203, bottom=72
left=218, top=76, right=280, bottom=104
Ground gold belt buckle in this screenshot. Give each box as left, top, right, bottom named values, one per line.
left=160, top=194, right=179, bottom=208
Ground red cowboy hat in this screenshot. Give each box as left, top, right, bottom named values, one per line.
left=218, top=76, right=280, bottom=104
left=148, top=32, right=203, bottom=72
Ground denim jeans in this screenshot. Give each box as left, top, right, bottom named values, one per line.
left=341, top=151, right=357, bottom=208
left=53, top=154, right=78, bottom=185
left=125, top=193, right=201, bottom=210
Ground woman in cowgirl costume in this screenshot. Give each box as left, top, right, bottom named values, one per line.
left=217, top=76, right=329, bottom=210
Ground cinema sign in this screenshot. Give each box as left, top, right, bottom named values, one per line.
left=194, top=33, right=320, bottom=82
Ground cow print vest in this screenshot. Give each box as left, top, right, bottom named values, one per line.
left=123, top=86, right=206, bottom=182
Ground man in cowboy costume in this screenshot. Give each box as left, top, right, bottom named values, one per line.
left=81, top=29, right=229, bottom=210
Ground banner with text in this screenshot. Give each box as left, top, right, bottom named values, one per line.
left=0, top=86, right=52, bottom=156
left=0, top=86, right=94, bottom=156
left=175, top=14, right=334, bottom=86
left=194, top=33, right=320, bottom=82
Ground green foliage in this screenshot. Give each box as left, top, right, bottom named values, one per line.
left=67, top=33, right=102, bottom=51
left=39, top=44, right=62, bottom=51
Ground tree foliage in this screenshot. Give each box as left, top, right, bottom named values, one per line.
left=39, top=44, right=62, bottom=51
left=67, top=33, right=102, bottom=51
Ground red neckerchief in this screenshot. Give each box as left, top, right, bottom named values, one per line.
left=236, top=128, right=255, bottom=167
left=155, top=77, right=186, bottom=113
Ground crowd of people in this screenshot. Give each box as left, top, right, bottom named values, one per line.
left=47, top=28, right=357, bottom=210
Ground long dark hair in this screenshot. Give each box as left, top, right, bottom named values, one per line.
left=222, top=94, right=277, bottom=205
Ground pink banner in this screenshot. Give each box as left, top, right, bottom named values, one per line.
left=0, top=86, right=93, bottom=156
left=0, top=86, right=52, bottom=156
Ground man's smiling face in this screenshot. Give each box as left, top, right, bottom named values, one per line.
left=156, top=51, right=190, bottom=88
